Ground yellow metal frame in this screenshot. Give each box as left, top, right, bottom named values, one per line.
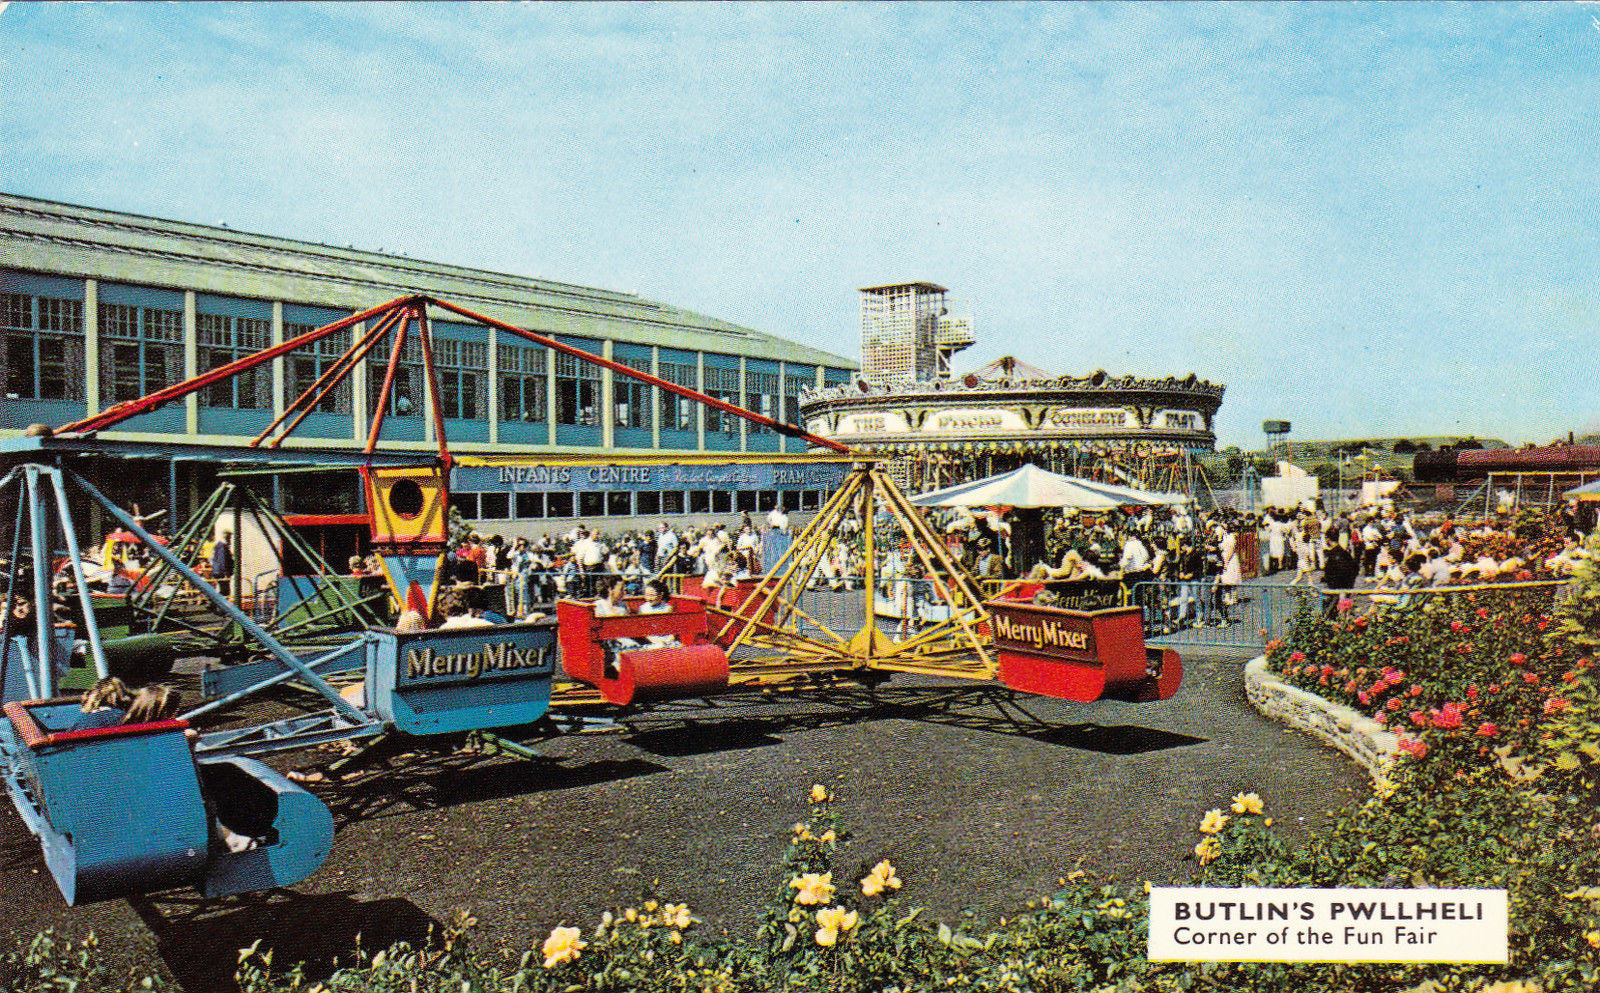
left=711, top=462, right=996, bottom=681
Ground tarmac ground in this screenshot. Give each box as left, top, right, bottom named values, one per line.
left=0, top=644, right=1366, bottom=991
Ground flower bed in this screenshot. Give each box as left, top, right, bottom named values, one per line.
left=1243, top=655, right=1400, bottom=783
left=11, top=533, right=1600, bottom=992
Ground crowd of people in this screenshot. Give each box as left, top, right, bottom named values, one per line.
left=382, top=506, right=795, bottom=627
left=1001, top=500, right=1592, bottom=628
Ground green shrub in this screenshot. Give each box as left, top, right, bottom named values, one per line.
left=18, top=550, right=1600, bottom=992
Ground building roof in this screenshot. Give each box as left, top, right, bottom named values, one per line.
left=857, top=281, right=949, bottom=294
left=0, top=192, right=854, bottom=368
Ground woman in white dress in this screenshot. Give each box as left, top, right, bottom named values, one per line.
left=1265, top=512, right=1288, bottom=575
left=1216, top=524, right=1241, bottom=625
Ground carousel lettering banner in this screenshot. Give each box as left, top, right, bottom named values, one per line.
left=924, top=408, right=1030, bottom=434
left=453, top=463, right=851, bottom=494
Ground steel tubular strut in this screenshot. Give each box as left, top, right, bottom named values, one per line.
left=412, top=303, right=451, bottom=462
left=180, top=635, right=371, bottom=724
left=57, top=295, right=413, bottom=436
left=256, top=306, right=405, bottom=448
left=69, top=472, right=369, bottom=725
left=424, top=295, right=852, bottom=454
left=365, top=308, right=413, bottom=453
left=0, top=478, right=26, bottom=697
left=42, top=467, right=109, bottom=679
left=25, top=469, right=52, bottom=696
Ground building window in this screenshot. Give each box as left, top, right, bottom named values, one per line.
left=515, top=491, right=544, bottom=518
left=783, top=372, right=811, bottom=424
left=636, top=491, right=661, bottom=516
left=555, top=351, right=600, bottom=426
left=824, top=367, right=854, bottom=389
left=546, top=492, right=574, bottom=517
left=434, top=338, right=486, bottom=420
left=498, top=344, right=547, bottom=424
left=613, top=356, right=652, bottom=429
left=2, top=293, right=85, bottom=402
left=746, top=370, right=778, bottom=432
left=658, top=360, right=697, bottom=432
left=479, top=492, right=510, bottom=519
left=367, top=336, right=422, bottom=417
left=197, top=313, right=270, bottom=409
left=579, top=491, right=604, bottom=516
left=703, top=365, right=741, bottom=435
left=284, top=323, right=353, bottom=413
left=449, top=492, right=480, bottom=519
left=99, top=302, right=183, bottom=404
left=661, top=491, right=684, bottom=514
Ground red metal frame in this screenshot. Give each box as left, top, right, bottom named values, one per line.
left=426, top=296, right=852, bottom=454
left=255, top=307, right=404, bottom=448
left=57, top=296, right=406, bottom=436
left=53, top=293, right=853, bottom=456
left=364, top=305, right=413, bottom=454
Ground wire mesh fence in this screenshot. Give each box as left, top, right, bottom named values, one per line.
left=1130, top=581, right=1318, bottom=648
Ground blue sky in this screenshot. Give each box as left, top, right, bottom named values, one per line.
left=3, top=2, right=1598, bottom=447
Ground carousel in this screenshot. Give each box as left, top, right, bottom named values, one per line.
left=797, top=356, right=1224, bottom=495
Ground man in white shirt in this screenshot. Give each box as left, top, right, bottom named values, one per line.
left=1118, top=534, right=1151, bottom=575
left=571, top=529, right=604, bottom=595
left=767, top=506, right=789, bottom=532
left=1360, top=517, right=1384, bottom=578
left=699, top=528, right=726, bottom=564
left=655, top=523, right=678, bottom=562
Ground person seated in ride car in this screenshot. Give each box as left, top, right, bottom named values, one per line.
left=70, top=676, right=131, bottom=731
left=121, top=683, right=181, bottom=725
left=122, top=683, right=274, bottom=856
left=438, top=589, right=492, bottom=629
left=593, top=579, right=631, bottom=618
left=466, top=584, right=508, bottom=624
left=700, top=551, right=736, bottom=592
left=637, top=579, right=673, bottom=615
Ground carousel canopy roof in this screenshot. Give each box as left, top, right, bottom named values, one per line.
left=908, top=464, right=1190, bottom=509
left=964, top=355, right=1053, bottom=382
left=1563, top=478, right=1600, bottom=501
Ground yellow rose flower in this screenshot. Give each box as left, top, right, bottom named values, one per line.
left=789, top=871, right=836, bottom=905
left=663, top=903, right=692, bottom=929
left=811, top=784, right=830, bottom=803
left=1587, top=930, right=1600, bottom=949
left=815, top=906, right=859, bottom=946
left=541, top=925, right=587, bottom=968
left=1230, top=792, right=1264, bottom=816
left=1199, top=809, right=1229, bottom=835
left=1194, top=837, right=1221, bottom=865
left=861, top=859, right=903, bottom=897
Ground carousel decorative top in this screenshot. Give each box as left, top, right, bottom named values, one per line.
left=798, top=361, right=1224, bottom=449
left=799, top=368, right=1225, bottom=404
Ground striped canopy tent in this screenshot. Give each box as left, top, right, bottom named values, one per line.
left=1563, top=479, right=1600, bottom=502
left=909, top=464, right=1189, bottom=509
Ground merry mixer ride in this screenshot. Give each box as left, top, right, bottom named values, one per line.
left=0, top=293, right=1181, bottom=907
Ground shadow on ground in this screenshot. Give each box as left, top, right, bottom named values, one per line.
left=128, top=890, right=438, bottom=992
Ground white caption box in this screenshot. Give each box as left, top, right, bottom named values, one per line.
left=1148, top=887, right=1508, bottom=963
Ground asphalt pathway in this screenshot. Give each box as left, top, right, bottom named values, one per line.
left=0, top=645, right=1366, bottom=990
